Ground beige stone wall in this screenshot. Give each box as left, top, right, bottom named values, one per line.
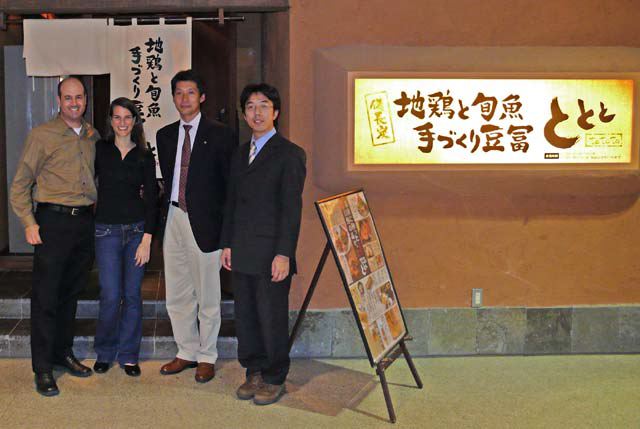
left=283, top=0, right=640, bottom=309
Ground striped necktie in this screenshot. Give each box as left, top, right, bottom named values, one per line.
left=178, top=124, right=192, bottom=211
left=248, top=139, right=257, bottom=164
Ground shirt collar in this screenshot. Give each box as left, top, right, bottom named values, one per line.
left=252, top=127, right=277, bottom=152
left=180, top=112, right=202, bottom=130
left=53, top=114, right=91, bottom=137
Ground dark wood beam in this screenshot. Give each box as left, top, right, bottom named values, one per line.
left=0, top=0, right=289, bottom=14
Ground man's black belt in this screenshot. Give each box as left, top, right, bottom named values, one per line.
left=171, top=201, right=180, bottom=208
left=37, top=203, right=92, bottom=216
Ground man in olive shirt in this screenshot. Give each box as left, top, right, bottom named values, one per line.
left=10, top=76, right=99, bottom=396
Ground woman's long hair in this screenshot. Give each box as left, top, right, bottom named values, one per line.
left=105, top=97, right=148, bottom=153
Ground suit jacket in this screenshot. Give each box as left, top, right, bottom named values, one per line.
left=156, top=115, right=235, bottom=252
left=220, top=132, right=306, bottom=276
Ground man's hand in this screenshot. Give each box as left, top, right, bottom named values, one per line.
left=25, top=224, right=42, bottom=245
left=221, top=248, right=232, bottom=270
left=134, top=233, right=152, bottom=267
left=271, top=254, right=289, bottom=282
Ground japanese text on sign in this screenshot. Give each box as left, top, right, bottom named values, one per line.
left=354, top=79, right=633, bottom=164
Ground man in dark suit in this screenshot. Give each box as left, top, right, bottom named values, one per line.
left=221, top=83, right=306, bottom=405
left=156, top=70, right=235, bottom=383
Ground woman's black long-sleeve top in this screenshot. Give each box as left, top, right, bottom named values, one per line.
left=94, top=139, right=158, bottom=234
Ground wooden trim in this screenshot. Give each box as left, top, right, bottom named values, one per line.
left=1, top=1, right=289, bottom=14
left=0, top=255, right=32, bottom=270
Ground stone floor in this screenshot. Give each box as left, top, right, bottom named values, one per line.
left=0, top=355, right=638, bottom=428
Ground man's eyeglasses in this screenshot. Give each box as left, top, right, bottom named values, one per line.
left=245, top=103, right=273, bottom=113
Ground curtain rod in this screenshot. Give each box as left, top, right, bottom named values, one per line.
left=111, top=16, right=245, bottom=25
left=0, top=11, right=244, bottom=30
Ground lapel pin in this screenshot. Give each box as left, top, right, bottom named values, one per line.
left=204, top=140, right=208, bottom=145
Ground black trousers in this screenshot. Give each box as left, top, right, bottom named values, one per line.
left=233, top=271, right=291, bottom=385
left=31, top=208, right=94, bottom=373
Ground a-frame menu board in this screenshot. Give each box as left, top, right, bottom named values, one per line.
left=316, top=189, right=407, bottom=365
left=289, top=189, right=423, bottom=423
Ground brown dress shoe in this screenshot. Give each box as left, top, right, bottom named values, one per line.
left=160, top=357, right=197, bottom=375
left=195, top=362, right=215, bottom=383
left=236, top=373, right=264, bottom=400
left=253, top=383, right=286, bottom=406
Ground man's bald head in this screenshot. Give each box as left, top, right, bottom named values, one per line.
left=57, top=76, right=86, bottom=97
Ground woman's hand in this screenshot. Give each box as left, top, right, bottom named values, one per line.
left=135, top=233, right=152, bottom=267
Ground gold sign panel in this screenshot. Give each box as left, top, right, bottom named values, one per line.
left=354, top=79, right=633, bottom=164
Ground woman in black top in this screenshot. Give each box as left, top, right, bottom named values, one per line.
left=92, top=97, right=157, bottom=377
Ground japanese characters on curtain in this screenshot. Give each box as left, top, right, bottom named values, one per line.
left=109, top=18, right=192, bottom=173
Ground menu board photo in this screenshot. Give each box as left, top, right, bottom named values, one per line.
left=316, top=190, right=408, bottom=365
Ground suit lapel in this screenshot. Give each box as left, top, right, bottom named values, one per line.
left=190, top=116, right=209, bottom=160
left=167, top=121, right=180, bottom=162
left=185, top=117, right=214, bottom=190
left=235, top=142, right=251, bottom=175
left=164, top=121, right=180, bottom=187
left=247, top=133, right=281, bottom=172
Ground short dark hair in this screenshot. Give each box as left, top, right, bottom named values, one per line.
left=171, top=70, right=205, bottom=96
left=240, top=83, right=281, bottom=115
left=57, top=76, right=87, bottom=97
left=105, top=97, right=148, bottom=153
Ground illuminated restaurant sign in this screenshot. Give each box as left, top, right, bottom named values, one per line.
left=354, top=79, right=633, bottom=164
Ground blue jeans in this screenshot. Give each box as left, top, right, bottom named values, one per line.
left=94, top=221, right=145, bottom=365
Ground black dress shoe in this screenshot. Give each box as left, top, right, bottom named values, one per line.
left=123, top=364, right=141, bottom=377
left=35, top=372, right=59, bottom=397
left=93, top=362, right=110, bottom=374
left=54, top=354, right=93, bottom=377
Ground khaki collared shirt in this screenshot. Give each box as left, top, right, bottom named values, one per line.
left=10, top=115, right=99, bottom=227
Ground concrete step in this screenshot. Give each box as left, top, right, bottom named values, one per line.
left=0, top=318, right=238, bottom=359
left=0, top=298, right=235, bottom=320
left=0, top=270, right=235, bottom=319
